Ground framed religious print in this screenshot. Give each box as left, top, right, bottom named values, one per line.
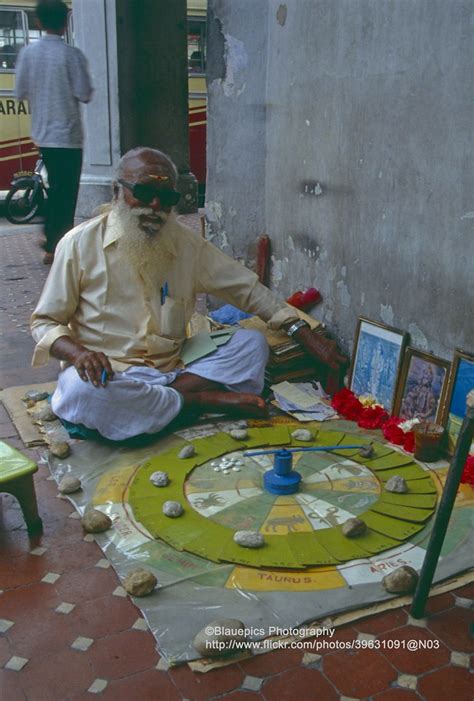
left=350, top=318, right=408, bottom=412
left=393, top=348, right=450, bottom=423
left=442, top=349, right=474, bottom=454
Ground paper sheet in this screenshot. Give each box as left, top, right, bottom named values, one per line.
left=181, top=330, right=235, bottom=365
left=271, top=381, right=337, bottom=422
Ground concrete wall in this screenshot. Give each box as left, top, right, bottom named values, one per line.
left=73, top=0, right=120, bottom=217
left=73, top=0, right=196, bottom=218
left=206, top=0, right=474, bottom=359
left=205, top=0, right=269, bottom=260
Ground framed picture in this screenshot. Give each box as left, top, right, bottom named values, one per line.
left=350, top=318, right=408, bottom=412
left=393, top=348, right=450, bottom=423
left=442, top=349, right=474, bottom=454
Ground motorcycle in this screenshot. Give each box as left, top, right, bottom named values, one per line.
left=5, top=157, right=48, bottom=224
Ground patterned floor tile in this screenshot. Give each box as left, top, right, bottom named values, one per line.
left=4, top=656, right=29, bottom=671
left=71, top=636, right=94, bottom=651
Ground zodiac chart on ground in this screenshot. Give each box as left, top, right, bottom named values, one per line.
left=89, top=424, right=474, bottom=592
left=125, top=425, right=449, bottom=569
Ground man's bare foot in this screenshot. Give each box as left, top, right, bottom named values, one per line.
left=170, top=372, right=222, bottom=394
left=184, top=390, right=268, bottom=418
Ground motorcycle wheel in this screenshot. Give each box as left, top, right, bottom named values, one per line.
left=5, top=183, right=44, bottom=224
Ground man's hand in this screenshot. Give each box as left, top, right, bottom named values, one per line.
left=290, top=325, right=349, bottom=371
left=50, top=336, right=114, bottom=387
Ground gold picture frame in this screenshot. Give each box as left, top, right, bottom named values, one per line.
left=349, top=317, right=408, bottom=413
left=441, top=348, right=474, bottom=454
left=393, top=347, right=451, bottom=423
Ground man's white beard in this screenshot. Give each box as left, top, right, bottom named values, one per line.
left=113, top=192, right=174, bottom=288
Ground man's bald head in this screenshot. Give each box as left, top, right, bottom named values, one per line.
left=116, top=147, right=178, bottom=188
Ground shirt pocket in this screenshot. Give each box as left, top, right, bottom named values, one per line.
left=160, top=297, right=187, bottom=339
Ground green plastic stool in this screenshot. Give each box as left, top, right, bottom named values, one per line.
left=0, top=441, right=43, bottom=534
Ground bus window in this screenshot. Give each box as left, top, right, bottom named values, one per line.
left=25, top=10, right=43, bottom=43
left=0, top=9, right=28, bottom=71
left=187, top=18, right=206, bottom=74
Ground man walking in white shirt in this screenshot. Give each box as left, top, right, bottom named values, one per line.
left=15, top=0, right=93, bottom=263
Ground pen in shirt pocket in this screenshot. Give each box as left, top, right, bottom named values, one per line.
left=160, top=281, right=169, bottom=305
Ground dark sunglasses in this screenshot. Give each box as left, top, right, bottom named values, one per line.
left=118, top=179, right=181, bottom=207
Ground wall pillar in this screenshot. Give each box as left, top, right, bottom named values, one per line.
left=73, top=0, right=197, bottom=218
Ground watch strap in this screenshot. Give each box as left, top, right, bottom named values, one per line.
left=286, top=319, right=310, bottom=337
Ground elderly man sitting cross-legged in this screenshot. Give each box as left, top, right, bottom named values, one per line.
left=31, top=147, right=347, bottom=441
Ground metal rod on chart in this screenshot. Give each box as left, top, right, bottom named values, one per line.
left=244, top=445, right=363, bottom=457
left=410, top=391, right=474, bottom=619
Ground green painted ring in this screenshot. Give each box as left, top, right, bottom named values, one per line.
left=128, top=427, right=437, bottom=569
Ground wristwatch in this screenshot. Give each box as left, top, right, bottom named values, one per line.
left=286, top=319, right=310, bottom=337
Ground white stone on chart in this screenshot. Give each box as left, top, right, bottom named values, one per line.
left=339, top=544, right=427, bottom=587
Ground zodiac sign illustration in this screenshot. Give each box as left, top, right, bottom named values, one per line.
left=265, top=514, right=306, bottom=532
left=192, top=493, right=226, bottom=509
left=307, top=506, right=341, bottom=527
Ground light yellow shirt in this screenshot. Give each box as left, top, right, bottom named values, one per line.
left=31, top=211, right=318, bottom=372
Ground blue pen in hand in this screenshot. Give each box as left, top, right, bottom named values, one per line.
left=101, top=368, right=108, bottom=386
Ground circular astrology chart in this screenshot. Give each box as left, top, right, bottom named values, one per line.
left=128, top=426, right=439, bottom=570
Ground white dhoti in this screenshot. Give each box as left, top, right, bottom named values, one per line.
left=51, top=329, right=269, bottom=441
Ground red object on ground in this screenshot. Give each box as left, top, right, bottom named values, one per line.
left=256, top=235, right=271, bottom=287
left=462, top=455, right=474, bottom=485
left=331, top=388, right=416, bottom=450
left=286, top=287, right=322, bottom=311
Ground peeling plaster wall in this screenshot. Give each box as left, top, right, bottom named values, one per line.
left=206, top=0, right=474, bottom=359
left=205, top=0, right=269, bottom=258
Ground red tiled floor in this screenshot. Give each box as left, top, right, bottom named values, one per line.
left=0, top=670, right=26, bottom=701
left=169, top=662, right=245, bottom=701
left=261, top=667, right=338, bottom=701
left=417, top=666, right=474, bottom=701
left=427, top=606, right=474, bottom=652
left=323, top=648, right=398, bottom=697
left=39, top=539, right=108, bottom=574
left=19, top=649, right=94, bottom=701
left=67, top=595, right=140, bottom=639
left=0, top=638, right=11, bottom=667
left=373, top=690, right=422, bottom=701
left=238, top=647, right=303, bottom=676
left=453, top=582, right=474, bottom=598
left=0, top=554, right=51, bottom=589
left=356, top=607, right=408, bottom=635
left=87, top=629, right=159, bottom=679
left=220, top=692, right=263, bottom=701
left=329, top=624, right=360, bottom=643
left=85, top=669, right=182, bottom=701
left=53, top=565, right=122, bottom=604
left=0, top=581, right=62, bottom=621
left=6, top=608, right=77, bottom=659
left=421, top=591, right=456, bottom=616
left=378, top=626, right=451, bottom=675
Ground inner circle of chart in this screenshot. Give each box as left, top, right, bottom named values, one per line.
left=185, top=451, right=381, bottom=533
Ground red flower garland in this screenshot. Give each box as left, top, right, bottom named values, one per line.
left=462, top=455, right=474, bottom=486
left=331, top=389, right=473, bottom=483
